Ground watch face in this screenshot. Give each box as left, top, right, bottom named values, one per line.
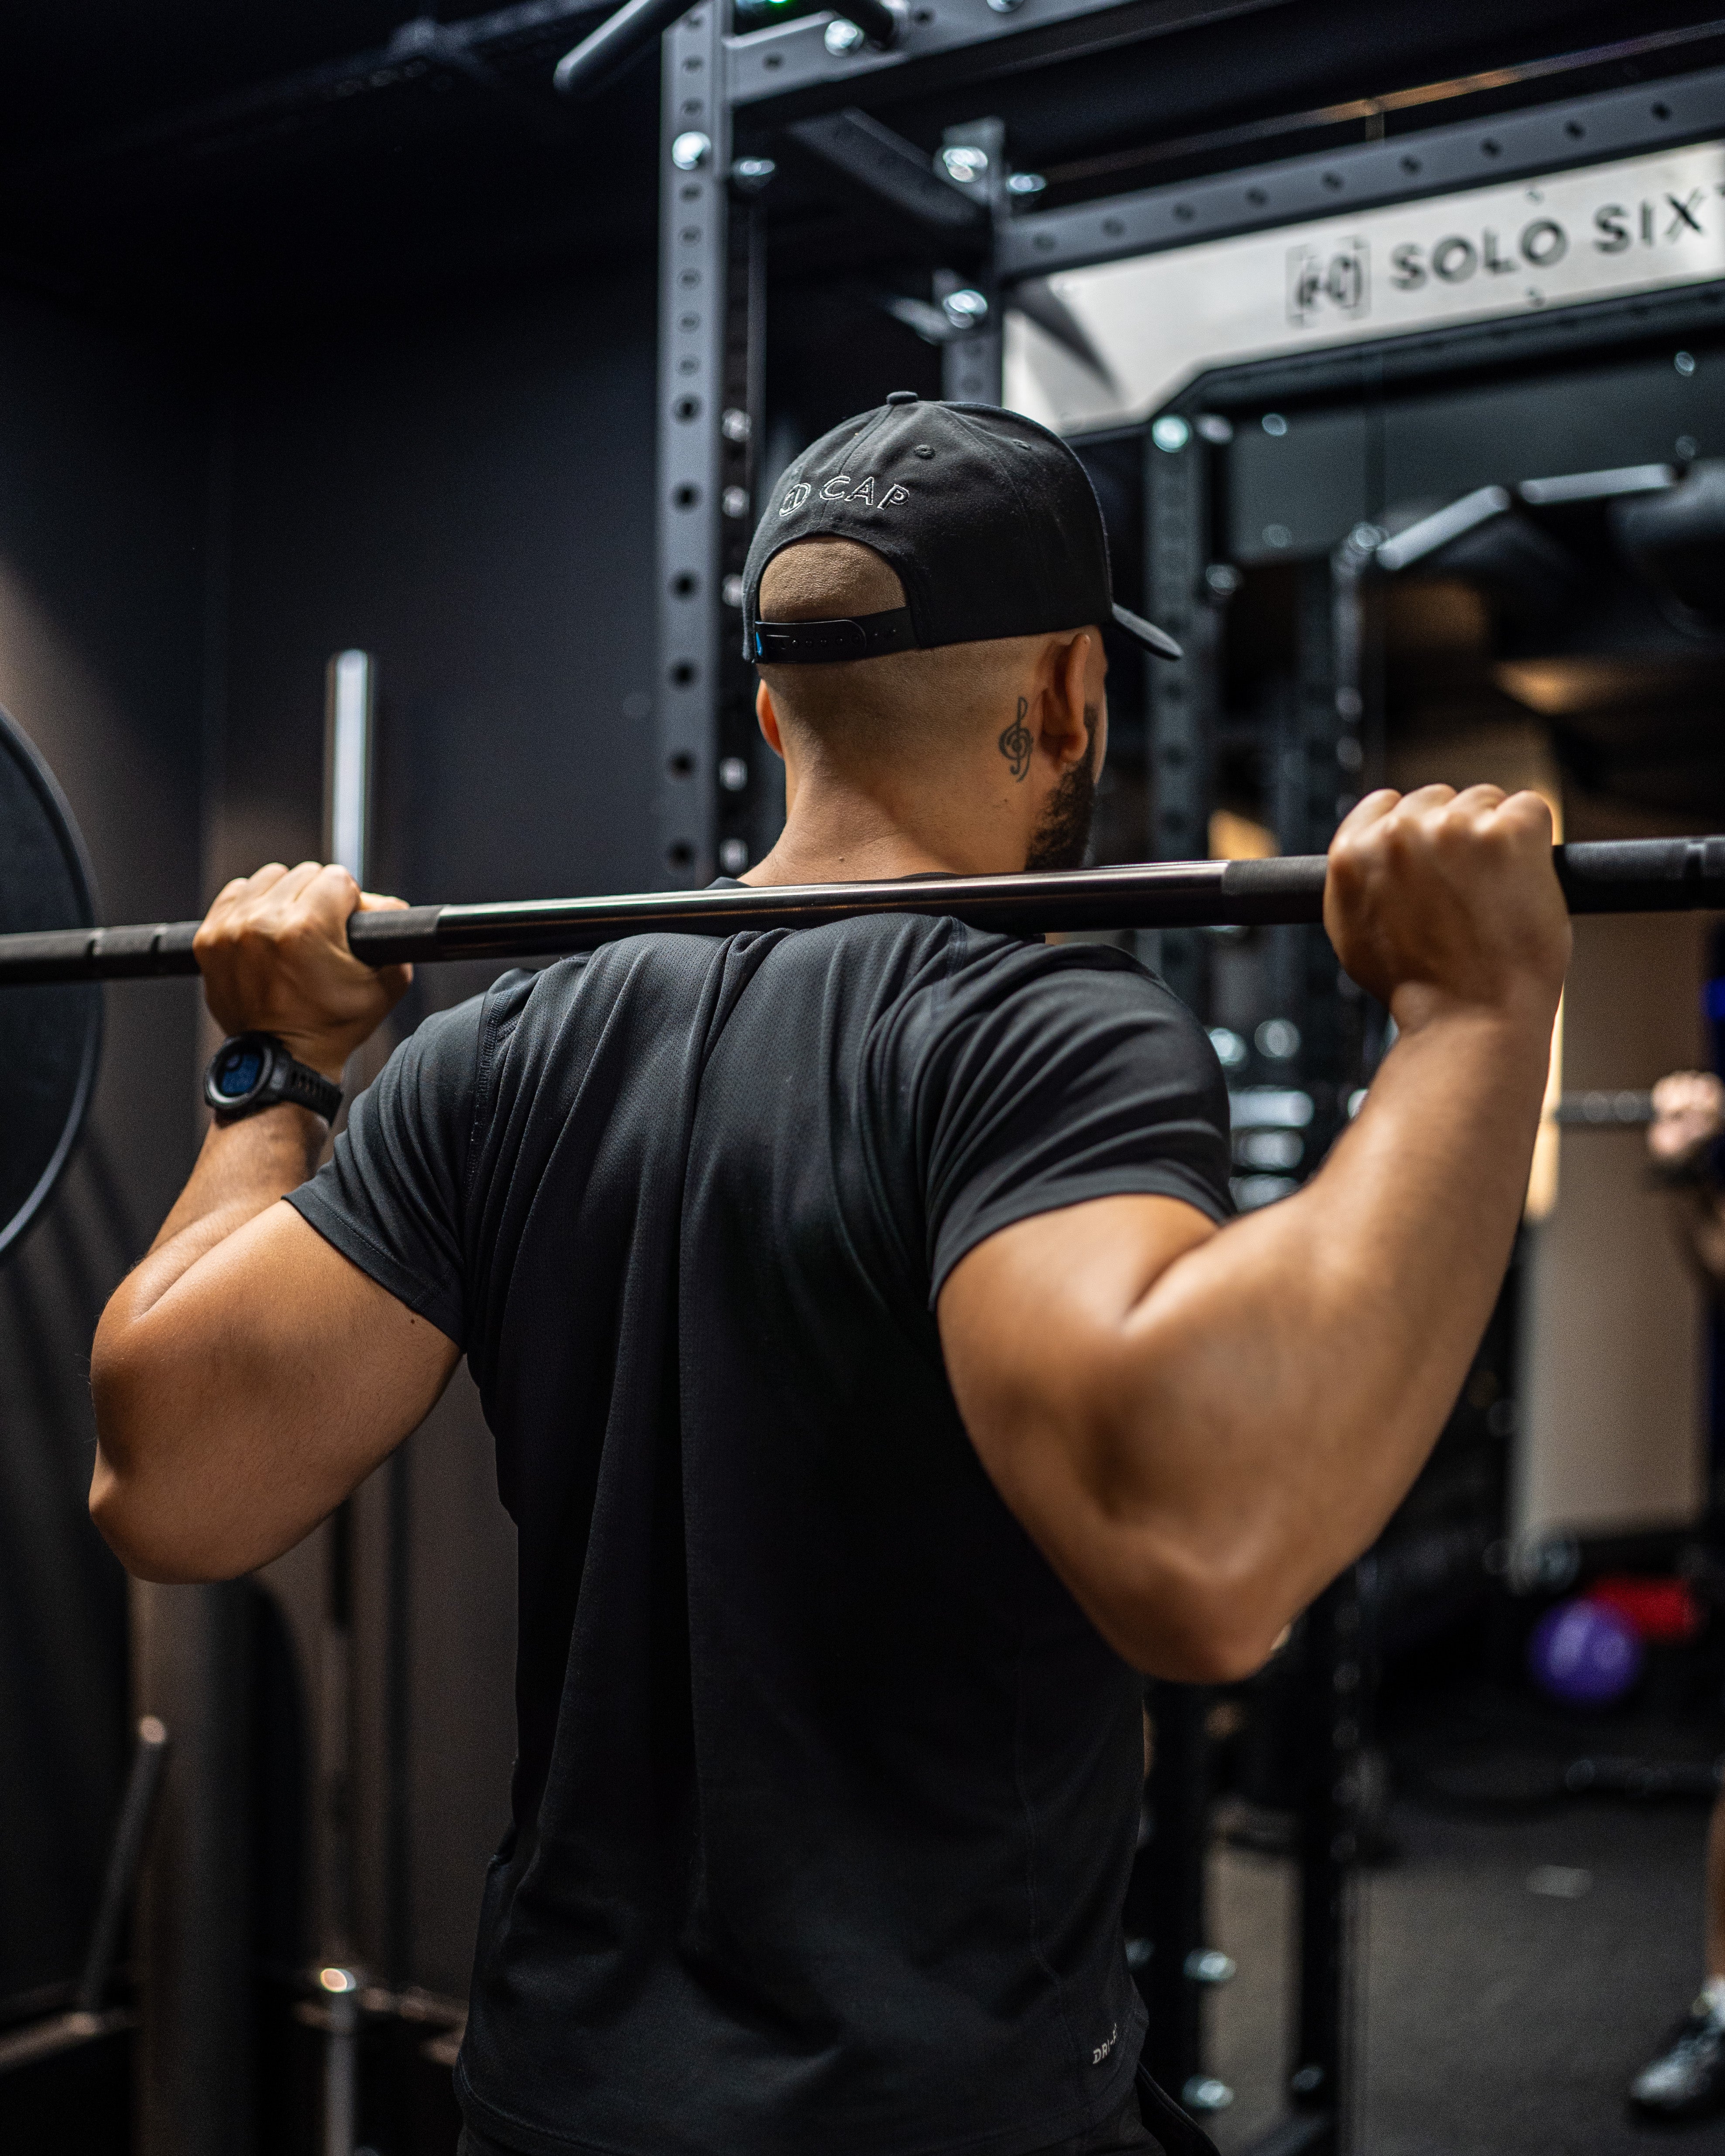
left=211, top=1038, right=267, bottom=1103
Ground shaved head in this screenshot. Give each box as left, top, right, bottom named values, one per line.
left=753, top=536, right=1108, bottom=874
left=758, top=536, right=905, bottom=621
left=757, top=539, right=1048, bottom=762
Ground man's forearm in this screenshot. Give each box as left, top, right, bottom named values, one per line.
left=946, top=785, right=1570, bottom=1680
left=1096, top=994, right=1553, bottom=1666
left=124, top=1108, right=326, bottom=1320
left=87, top=866, right=445, bottom=1584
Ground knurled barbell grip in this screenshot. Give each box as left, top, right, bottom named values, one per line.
left=1214, top=855, right=1328, bottom=922
left=0, top=910, right=448, bottom=982
left=1217, top=840, right=1725, bottom=919
left=89, top=921, right=201, bottom=974
left=0, top=919, right=205, bottom=981
left=346, top=906, right=450, bottom=965
left=1554, top=836, right=1725, bottom=913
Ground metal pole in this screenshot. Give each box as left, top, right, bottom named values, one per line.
left=1145, top=416, right=1216, bottom=1016
left=319, top=651, right=374, bottom=2156
left=318, top=1964, right=361, bottom=2156
left=937, top=117, right=1003, bottom=407
left=1289, top=1573, right=1365, bottom=2155
left=76, top=1715, right=172, bottom=2015
left=324, top=651, right=373, bottom=888
left=656, top=3, right=729, bottom=886
left=132, top=1578, right=254, bottom=2156
left=0, top=1717, right=173, bottom=2077
left=1140, top=1683, right=1216, bottom=2108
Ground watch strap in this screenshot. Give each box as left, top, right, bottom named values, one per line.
left=271, top=1053, right=345, bottom=1124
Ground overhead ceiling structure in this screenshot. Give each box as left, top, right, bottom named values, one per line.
left=0, top=0, right=641, bottom=319
left=6, top=0, right=1725, bottom=326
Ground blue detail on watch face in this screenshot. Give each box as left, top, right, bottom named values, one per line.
left=213, top=1041, right=266, bottom=1100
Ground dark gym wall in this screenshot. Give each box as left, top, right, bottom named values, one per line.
left=0, top=223, right=659, bottom=2091
left=209, top=256, right=661, bottom=2005
left=0, top=284, right=209, bottom=2014
left=215, top=261, right=660, bottom=905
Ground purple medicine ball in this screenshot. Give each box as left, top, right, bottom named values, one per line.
left=1527, top=1596, right=1645, bottom=1707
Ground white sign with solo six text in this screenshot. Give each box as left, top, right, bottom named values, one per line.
left=1005, top=139, right=1725, bottom=433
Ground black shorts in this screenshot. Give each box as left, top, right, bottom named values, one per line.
left=456, top=2090, right=1161, bottom=2156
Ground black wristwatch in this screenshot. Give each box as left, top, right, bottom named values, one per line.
left=204, top=1032, right=344, bottom=1125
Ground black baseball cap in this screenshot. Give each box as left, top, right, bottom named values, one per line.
left=743, top=393, right=1181, bottom=665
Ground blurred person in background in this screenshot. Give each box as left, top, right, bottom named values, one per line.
left=1629, top=1069, right=1725, bottom=2121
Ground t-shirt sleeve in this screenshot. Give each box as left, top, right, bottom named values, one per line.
left=286, top=992, right=491, bottom=1347
left=916, top=945, right=1234, bottom=1303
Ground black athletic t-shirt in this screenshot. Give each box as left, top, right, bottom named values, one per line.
left=288, top=906, right=1231, bottom=2156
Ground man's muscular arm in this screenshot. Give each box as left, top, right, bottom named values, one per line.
left=89, top=863, right=460, bottom=1583
left=939, top=785, right=1570, bottom=1685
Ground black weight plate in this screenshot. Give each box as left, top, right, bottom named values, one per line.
left=0, top=703, right=99, bottom=1262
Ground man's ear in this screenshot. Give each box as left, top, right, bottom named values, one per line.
left=755, top=677, right=786, bottom=760
left=1043, top=633, right=1093, bottom=771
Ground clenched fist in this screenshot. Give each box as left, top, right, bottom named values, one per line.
left=1648, top=1070, right=1725, bottom=1172
left=194, top=862, right=412, bottom=1080
left=1323, top=785, right=1571, bottom=1034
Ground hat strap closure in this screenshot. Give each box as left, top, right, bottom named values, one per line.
left=750, top=607, right=917, bottom=664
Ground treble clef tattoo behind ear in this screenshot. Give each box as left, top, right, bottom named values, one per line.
left=998, top=698, right=1032, bottom=782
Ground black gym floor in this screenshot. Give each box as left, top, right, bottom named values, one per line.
left=1209, top=1797, right=1718, bottom=2154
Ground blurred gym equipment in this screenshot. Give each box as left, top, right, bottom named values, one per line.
left=0, top=704, right=100, bottom=1263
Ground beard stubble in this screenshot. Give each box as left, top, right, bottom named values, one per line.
left=1023, top=703, right=1100, bottom=873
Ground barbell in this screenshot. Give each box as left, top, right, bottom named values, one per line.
left=6, top=694, right=1725, bottom=1260
left=9, top=838, right=1725, bottom=983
